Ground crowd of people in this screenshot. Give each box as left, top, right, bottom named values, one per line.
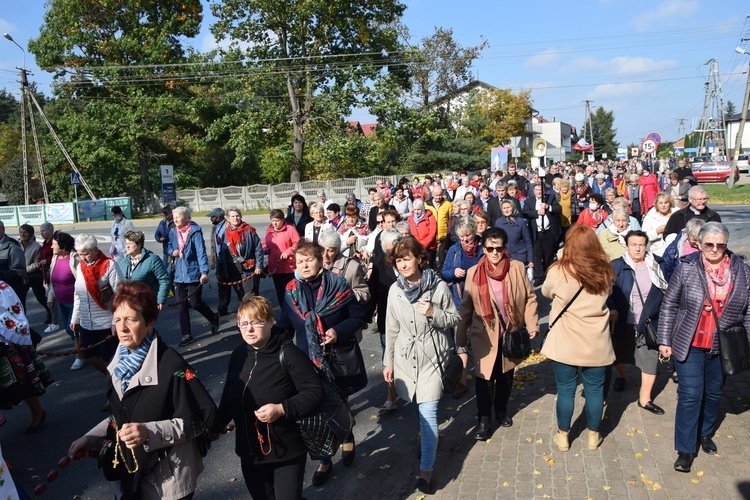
left=1, top=158, right=749, bottom=498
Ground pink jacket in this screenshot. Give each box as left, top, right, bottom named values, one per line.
left=407, top=209, right=437, bottom=251
left=263, top=223, right=300, bottom=274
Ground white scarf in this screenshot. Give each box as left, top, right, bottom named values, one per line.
left=608, top=223, right=630, bottom=246
left=622, top=251, right=668, bottom=292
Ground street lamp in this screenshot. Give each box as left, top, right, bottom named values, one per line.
left=729, top=46, right=750, bottom=188
left=3, top=33, right=25, bottom=70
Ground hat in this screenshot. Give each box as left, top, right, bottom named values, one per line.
left=574, top=173, right=585, bottom=182
left=508, top=163, right=516, bottom=168
left=208, top=208, right=225, bottom=218
left=594, top=173, right=605, bottom=180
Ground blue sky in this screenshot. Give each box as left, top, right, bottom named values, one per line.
left=1, top=0, right=749, bottom=149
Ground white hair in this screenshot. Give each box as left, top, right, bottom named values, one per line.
left=318, top=230, right=342, bottom=250
left=74, top=233, right=99, bottom=252
left=172, top=206, right=191, bottom=219
left=380, top=228, right=401, bottom=253
left=413, top=199, right=425, bottom=210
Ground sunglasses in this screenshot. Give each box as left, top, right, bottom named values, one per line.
left=702, top=243, right=727, bottom=251
left=376, top=220, right=384, bottom=224
left=484, top=246, right=504, bottom=254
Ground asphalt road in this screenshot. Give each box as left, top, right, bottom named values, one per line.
left=4, top=206, right=749, bottom=499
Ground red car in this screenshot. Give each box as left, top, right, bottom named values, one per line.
left=691, top=161, right=740, bottom=185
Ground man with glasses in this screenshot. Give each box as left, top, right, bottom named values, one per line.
left=663, top=185, right=721, bottom=239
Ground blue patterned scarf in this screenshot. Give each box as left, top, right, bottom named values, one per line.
left=396, top=267, right=441, bottom=304
left=114, top=331, right=156, bottom=394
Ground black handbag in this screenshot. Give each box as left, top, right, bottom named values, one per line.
left=631, top=271, right=659, bottom=350
left=495, top=302, right=531, bottom=360
left=280, top=345, right=354, bottom=459
left=427, top=329, right=462, bottom=394
left=697, top=273, right=750, bottom=376
left=329, top=339, right=363, bottom=379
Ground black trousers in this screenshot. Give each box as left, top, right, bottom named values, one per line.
left=272, top=273, right=295, bottom=309
left=217, top=271, right=250, bottom=314
left=532, top=231, right=558, bottom=281
left=476, top=351, right=515, bottom=419
left=241, top=454, right=306, bottom=500
left=175, top=282, right=216, bottom=337
left=19, top=273, right=50, bottom=316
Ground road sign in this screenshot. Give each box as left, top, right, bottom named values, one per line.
left=641, top=139, right=657, bottom=155
left=70, top=173, right=81, bottom=185
left=647, top=132, right=662, bottom=144
left=160, top=165, right=174, bottom=184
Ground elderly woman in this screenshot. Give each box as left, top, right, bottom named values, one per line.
left=71, top=234, right=122, bottom=374
left=285, top=194, right=313, bottom=238
left=68, top=281, right=216, bottom=499
left=304, top=202, right=334, bottom=244
left=472, top=209, right=490, bottom=238
left=442, top=217, right=484, bottom=309
left=320, top=230, right=370, bottom=307
left=168, top=207, right=219, bottom=348
left=495, top=199, right=533, bottom=267
left=368, top=228, right=402, bottom=410
left=221, top=207, right=264, bottom=304
left=47, top=231, right=84, bottom=370
left=664, top=172, right=690, bottom=208
left=384, top=237, right=460, bottom=494
left=641, top=192, right=677, bottom=257
left=603, top=188, right=617, bottom=214
left=456, top=228, right=539, bottom=440
left=597, top=209, right=631, bottom=261
left=277, top=240, right=366, bottom=487
left=542, top=225, right=615, bottom=452
left=119, top=230, right=171, bottom=310
left=658, top=222, right=750, bottom=473
left=576, top=193, right=607, bottom=230
left=0, top=281, right=53, bottom=433
left=408, top=199, right=438, bottom=267
left=663, top=218, right=705, bottom=283
left=337, top=205, right=371, bottom=259
left=264, top=209, right=300, bottom=309
left=212, top=295, right=324, bottom=499
left=18, top=224, right=52, bottom=318
left=599, top=197, right=642, bottom=233
left=608, top=230, right=669, bottom=413
left=556, top=178, right=578, bottom=229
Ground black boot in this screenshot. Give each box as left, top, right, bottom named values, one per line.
left=474, top=417, right=491, bottom=441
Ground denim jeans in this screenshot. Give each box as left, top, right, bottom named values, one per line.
left=58, top=302, right=75, bottom=339
left=415, top=399, right=439, bottom=472
left=552, top=361, right=606, bottom=432
left=673, top=347, right=725, bottom=454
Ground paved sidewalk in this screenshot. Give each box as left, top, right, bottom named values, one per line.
left=400, top=347, right=750, bottom=500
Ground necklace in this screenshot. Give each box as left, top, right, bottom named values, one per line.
left=112, top=422, right=139, bottom=474
left=255, top=421, right=272, bottom=456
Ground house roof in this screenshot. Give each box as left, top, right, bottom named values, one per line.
left=431, top=79, right=538, bottom=115
left=726, top=110, right=750, bottom=122
left=673, top=137, right=685, bottom=148
left=348, top=121, right=378, bottom=136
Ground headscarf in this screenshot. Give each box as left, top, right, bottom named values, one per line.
left=286, top=268, right=354, bottom=375
left=396, top=267, right=441, bottom=304
left=472, top=251, right=511, bottom=330
left=608, top=221, right=631, bottom=247
left=80, top=249, right=113, bottom=310
left=114, top=331, right=156, bottom=394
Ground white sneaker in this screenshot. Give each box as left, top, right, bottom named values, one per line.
left=44, top=324, right=60, bottom=334
left=70, top=359, right=85, bottom=371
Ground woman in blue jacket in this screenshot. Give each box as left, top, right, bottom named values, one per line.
left=119, top=230, right=171, bottom=308
left=168, top=207, right=219, bottom=347
left=494, top=200, right=533, bottom=267
left=441, top=216, right=484, bottom=309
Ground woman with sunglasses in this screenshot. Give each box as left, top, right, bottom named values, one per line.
left=455, top=228, right=539, bottom=440
left=212, top=295, right=324, bottom=499
left=658, top=222, right=750, bottom=473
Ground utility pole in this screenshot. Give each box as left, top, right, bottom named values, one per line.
left=729, top=47, right=750, bottom=189
left=584, top=100, right=594, bottom=159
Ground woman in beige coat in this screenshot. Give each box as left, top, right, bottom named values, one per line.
left=456, top=227, right=539, bottom=441
left=383, top=237, right=460, bottom=495
left=541, top=224, right=615, bottom=452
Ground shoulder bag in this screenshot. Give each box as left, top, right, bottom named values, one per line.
left=540, top=286, right=584, bottom=349
left=697, top=271, right=750, bottom=376
left=631, top=271, right=659, bottom=350
left=494, top=300, right=531, bottom=360
left=279, top=344, right=354, bottom=459
left=420, top=291, right=462, bottom=393
left=328, top=338, right=363, bottom=379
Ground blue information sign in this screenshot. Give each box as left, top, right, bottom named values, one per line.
left=162, top=183, right=176, bottom=204
left=70, top=172, right=81, bottom=185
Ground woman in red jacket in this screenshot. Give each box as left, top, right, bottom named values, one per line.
left=575, top=193, right=607, bottom=231
left=263, top=209, right=300, bottom=308
left=638, top=167, right=660, bottom=215
left=407, top=200, right=438, bottom=268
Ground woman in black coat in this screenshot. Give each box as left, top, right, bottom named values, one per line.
left=276, top=240, right=367, bottom=487
left=212, top=295, right=324, bottom=500
left=285, top=194, right=313, bottom=238
left=494, top=199, right=533, bottom=267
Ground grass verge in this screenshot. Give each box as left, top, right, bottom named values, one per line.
left=704, top=183, right=750, bottom=204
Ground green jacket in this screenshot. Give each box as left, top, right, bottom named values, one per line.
left=118, top=248, right=171, bottom=304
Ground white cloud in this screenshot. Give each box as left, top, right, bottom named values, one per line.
left=587, top=81, right=653, bottom=101
left=631, top=0, right=699, bottom=30
left=523, top=48, right=562, bottom=69
left=0, top=19, right=17, bottom=35
left=559, top=55, right=678, bottom=77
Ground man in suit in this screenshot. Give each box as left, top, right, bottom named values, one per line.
left=475, top=185, right=501, bottom=226
left=522, top=183, right=562, bottom=287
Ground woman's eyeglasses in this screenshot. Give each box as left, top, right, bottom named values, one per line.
left=702, top=243, right=727, bottom=251
left=238, top=321, right=266, bottom=329
left=484, top=246, right=504, bottom=254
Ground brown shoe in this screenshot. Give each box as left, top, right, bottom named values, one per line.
left=452, top=383, right=467, bottom=398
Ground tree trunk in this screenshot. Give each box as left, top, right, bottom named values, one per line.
left=291, top=122, right=303, bottom=184
left=136, top=144, right=155, bottom=212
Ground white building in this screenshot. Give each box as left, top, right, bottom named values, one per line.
left=531, top=116, right=575, bottom=162
left=725, top=110, right=750, bottom=155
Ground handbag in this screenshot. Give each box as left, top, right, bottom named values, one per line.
left=631, top=271, right=659, bottom=350
left=540, top=286, right=584, bottom=349
left=280, top=344, right=354, bottom=459
left=329, top=339, right=363, bottom=379
left=497, top=312, right=531, bottom=360
left=99, top=283, right=114, bottom=304
left=697, top=272, right=750, bottom=376
left=427, top=327, right=462, bottom=394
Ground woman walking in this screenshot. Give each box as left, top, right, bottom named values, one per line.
left=542, top=224, right=615, bottom=452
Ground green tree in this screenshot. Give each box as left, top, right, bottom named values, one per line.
left=210, top=0, right=405, bottom=183
left=29, top=0, right=204, bottom=207
left=725, top=100, right=737, bottom=117
left=583, top=107, right=619, bottom=160
left=469, top=88, right=533, bottom=148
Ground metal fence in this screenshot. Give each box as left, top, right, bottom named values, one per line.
left=175, top=174, right=420, bottom=212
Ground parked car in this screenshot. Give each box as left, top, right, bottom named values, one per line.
left=735, top=153, right=749, bottom=173
left=691, top=161, right=740, bottom=185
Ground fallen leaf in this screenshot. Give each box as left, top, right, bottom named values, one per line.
left=525, top=437, right=534, bottom=443
left=228, top=478, right=237, bottom=482
left=532, top=409, right=540, bottom=413
left=536, top=439, right=543, bottom=444
left=644, top=448, right=649, bottom=452
left=613, top=458, right=619, bottom=462
left=370, top=415, right=377, bottom=420
left=543, top=495, right=551, bottom=498
left=627, top=480, right=637, bottom=485
left=445, top=407, right=454, bottom=411
left=727, top=435, right=734, bottom=439
left=696, top=471, right=704, bottom=477
left=567, top=476, right=573, bottom=481
left=537, top=484, right=543, bottom=489
left=466, top=374, right=473, bottom=380
left=370, top=354, right=374, bottom=357
left=603, top=486, right=611, bottom=491
left=635, top=453, right=643, bottom=458
left=653, top=482, right=662, bottom=491
left=502, top=481, right=510, bottom=487
left=379, top=464, right=391, bottom=470
left=655, top=433, right=661, bottom=437
left=574, top=453, right=580, bottom=457
left=534, top=470, right=541, bottom=475
left=691, top=479, right=700, bottom=483
left=414, top=495, right=426, bottom=500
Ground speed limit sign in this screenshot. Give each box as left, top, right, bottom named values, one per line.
left=641, top=139, right=657, bottom=154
